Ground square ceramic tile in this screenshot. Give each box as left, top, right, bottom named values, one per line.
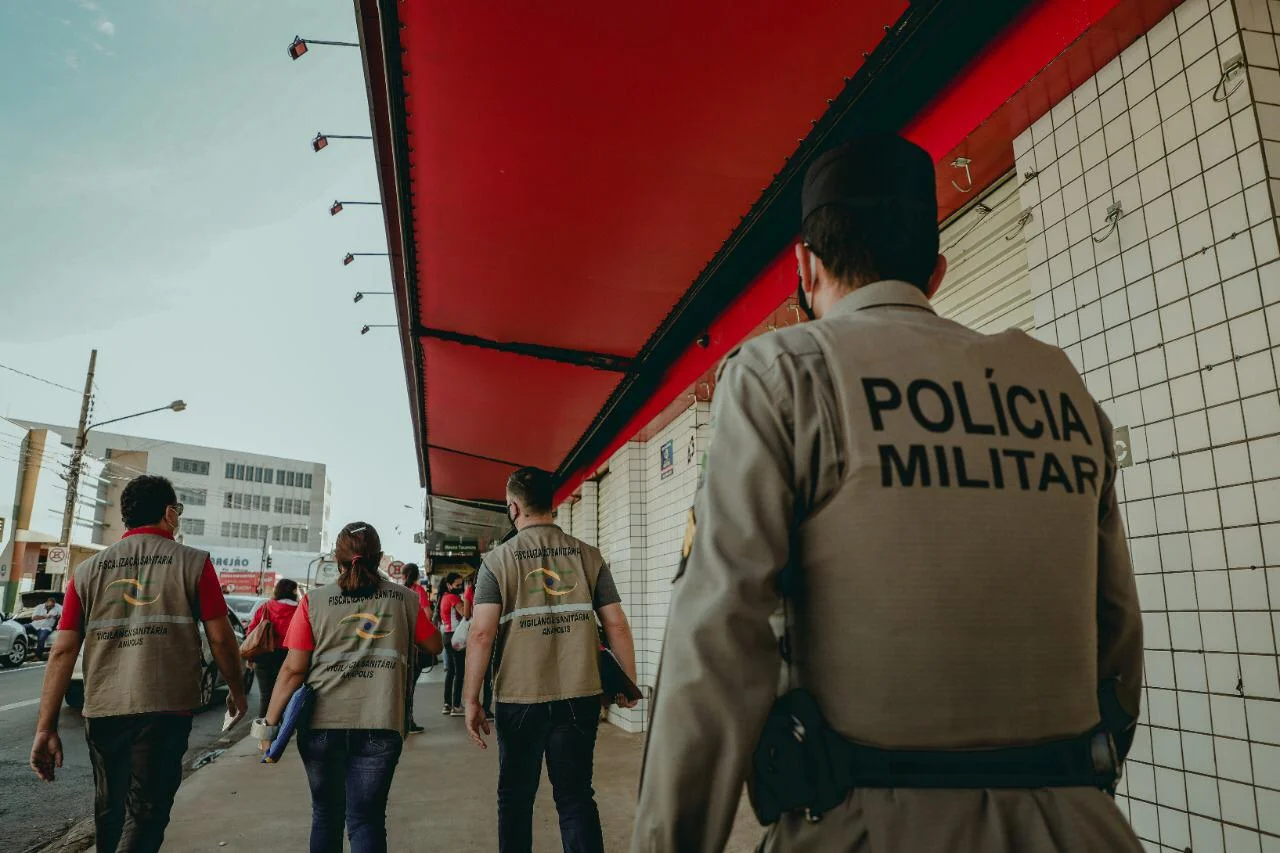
left=1181, top=13, right=1218, bottom=63
left=1179, top=211, right=1215, bottom=257
left=1146, top=192, right=1178, bottom=239
left=1181, top=449, right=1216, bottom=494
left=1186, top=490, right=1224, bottom=530
left=1226, top=524, right=1265, bottom=567
left=1192, top=287, right=1229, bottom=330
left=1241, top=653, right=1280, bottom=699
left=1215, top=443, right=1255, bottom=486
left=1251, top=436, right=1280, bottom=479
left=1258, top=479, right=1280, bottom=524
left=1175, top=174, right=1211, bottom=221
left=1219, top=777, right=1259, bottom=824
left=1209, top=401, right=1248, bottom=445
left=1212, top=194, right=1251, bottom=245
left=1251, top=65, right=1280, bottom=105
left=1133, top=311, right=1164, bottom=351
left=1243, top=391, right=1280, bottom=437
left=1221, top=232, right=1260, bottom=280
left=1206, top=157, right=1247, bottom=208
left=1166, top=336, right=1202, bottom=377
left=1177, top=409, right=1214, bottom=451
left=1170, top=372, right=1207, bottom=414
left=1202, top=611, right=1239, bottom=653
left=1074, top=268, right=1102, bottom=304
left=1170, top=135, right=1204, bottom=187
left=1229, top=566, right=1269, bottom=610
left=1219, top=481, right=1260, bottom=525
left=1245, top=181, right=1273, bottom=227
left=1156, top=263, right=1191, bottom=306
left=1105, top=113, right=1136, bottom=156
left=1224, top=270, right=1265, bottom=318
left=1252, top=220, right=1280, bottom=264
left=1232, top=311, right=1271, bottom=355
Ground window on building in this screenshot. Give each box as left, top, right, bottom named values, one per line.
left=302, top=500, right=311, bottom=515
left=276, top=470, right=285, bottom=485
left=286, top=471, right=296, bottom=487
left=299, top=527, right=309, bottom=544
left=225, top=462, right=235, bottom=478
left=224, top=493, right=233, bottom=508
left=176, top=487, right=207, bottom=507
left=172, top=458, right=210, bottom=476
left=180, top=518, right=205, bottom=536
left=304, top=473, right=313, bottom=489
left=231, top=522, right=241, bottom=538
left=274, top=497, right=283, bottom=513
left=264, top=468, right=273, bottom=483
left=254, top=467, right=263, bottom=482
left=235, top=464, right=245, bottom=480
left=221, top=522, right=231, bottom=537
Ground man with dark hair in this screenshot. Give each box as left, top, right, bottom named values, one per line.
left=30, top=475, right=248, bottom=853
left=463, top=466, right=637, bottom=853
left=631, top=135, right=1143, bottom=851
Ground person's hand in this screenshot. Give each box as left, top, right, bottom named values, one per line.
left=464, top=699, right=490, bottom=750
left=226, top=690, right=248, bottom=726
left=31, top=731, right=63, bottom=782
left=613, top=693, right=639, bottom=709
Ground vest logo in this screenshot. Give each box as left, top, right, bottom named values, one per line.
left=524, top=567, right=578, bottom=597
left=107, top=578, right=158, bottom=607
left=340, top=612, right=393, bottom=640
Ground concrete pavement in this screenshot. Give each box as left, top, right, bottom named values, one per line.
left=150, top=670, right=764, bottom=851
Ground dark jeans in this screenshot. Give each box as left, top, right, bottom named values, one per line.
left=298, top=728, right=403, bottom=853
left=443, top=633, right=465, bottom=708
left=254, top=649, right=287, bottom=719
left=85, top=713, right=192, bottom=853
left=407, top=658, right=426, bottom=725
left=36, top=628, right=53, bottom=656
left=496, top=696, right=604, bottom=853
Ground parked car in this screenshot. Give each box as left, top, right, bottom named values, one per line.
left=224, top=594, right=267, bottom=626
left=65, top=609, right=249, bottom=710
left=0, top=614, right=28, bottom=667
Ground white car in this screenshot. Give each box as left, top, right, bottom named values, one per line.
left=0, top=615, right=28, bottom=667
left=65, top=609, right=248, bottom=710
left=224, top=595, right=268, bottom=626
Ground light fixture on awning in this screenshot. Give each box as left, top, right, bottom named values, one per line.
left=343, top=252, right=390, bottom=266
left=360, top=324, right=396, bottom=335
left=353, top=291, right=392, bottom=303
left=313, top=132, right=373, bottom=153
left=288, top=36, right=359, bottom=61
left=330, top=200, right=381, bottom=216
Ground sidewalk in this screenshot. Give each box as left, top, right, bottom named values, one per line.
left=147, top=670, right=764, bottom=851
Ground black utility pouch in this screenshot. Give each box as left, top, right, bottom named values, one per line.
left=748, top=688, right=849, bottom=825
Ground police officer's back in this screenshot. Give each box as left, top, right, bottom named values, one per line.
left=630, top=135, right=1143, bottom=852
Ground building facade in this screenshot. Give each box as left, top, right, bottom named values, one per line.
left=11, top=420, right=334, bottom=583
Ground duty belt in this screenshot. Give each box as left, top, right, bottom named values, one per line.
left=749, top=689, right=1123, bottom=825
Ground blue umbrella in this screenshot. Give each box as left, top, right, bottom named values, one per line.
left=262, top=683, right=315, bottom=764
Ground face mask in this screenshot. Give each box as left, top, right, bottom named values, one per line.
left=796, top=273, right=816, bottom=322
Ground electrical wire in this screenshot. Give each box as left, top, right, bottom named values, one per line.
left=0, top=361, right=81, bottom=394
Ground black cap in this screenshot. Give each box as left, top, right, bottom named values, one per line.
left=801, top=134, right=937, bottom=225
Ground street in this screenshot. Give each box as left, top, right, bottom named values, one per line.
left=0, top=660, right=256, bottom=853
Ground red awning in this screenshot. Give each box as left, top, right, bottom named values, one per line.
left=353, top=0, right=1176, bottom=504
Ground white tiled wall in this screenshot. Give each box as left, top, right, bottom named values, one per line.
left=596, top=441, right=648, bottom=731
left=1016, top=0, right=1280, bottom=848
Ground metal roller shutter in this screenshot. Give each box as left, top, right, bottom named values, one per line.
left=932, top=171, right=1032, bottom=333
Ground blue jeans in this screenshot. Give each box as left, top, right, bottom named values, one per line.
left=297, top=728, right=403, bottom=853
left=496, top=696, right=605, bottom=853
left=36, top=627, right=53, bottom=656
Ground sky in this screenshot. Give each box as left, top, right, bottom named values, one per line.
left=0, top=0, right=427, bottom=560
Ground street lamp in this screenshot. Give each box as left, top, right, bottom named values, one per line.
left=343, top=252, right=389, bottom=266
left=330, top=200, right=381, bottom=216
left=60, top=392, right=187, bottom=546
left=360, top=324, right=396, bottom=335
left=353, top=291, right=392, bottom=303
left=313, top=133, right=372, bottom=152
left=288, top=36, right=359, bottom=61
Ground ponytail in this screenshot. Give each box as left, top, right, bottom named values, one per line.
left=334, top=522, right=383, bottom=596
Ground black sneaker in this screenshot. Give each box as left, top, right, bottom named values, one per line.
left=408, top=723, right=425, bottom=734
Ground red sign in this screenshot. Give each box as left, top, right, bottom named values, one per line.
left=219, top=571, right=276, bottom=595
left=388, top=561, right=405, bottom=581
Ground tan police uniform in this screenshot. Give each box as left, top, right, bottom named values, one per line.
left=484, top=523, right=608, bottom=703
left=74, top=533, right=208, bottom=716
left=631, top=280, right=1143, bottom=853
left=305, top=578, right=420, bottom=733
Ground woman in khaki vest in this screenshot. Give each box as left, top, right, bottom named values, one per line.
left=259, top=522, right=442, bottom=853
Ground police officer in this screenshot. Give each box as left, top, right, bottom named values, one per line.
left=30, top=475, right=248, bottom=853
left=630, top=134, right=1143, bottom=852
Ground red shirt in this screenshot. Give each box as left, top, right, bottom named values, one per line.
left=247, top=598, right=299, bottom=640
left=58, top=527, right=229, bottom=632
left=284, top=595, right=437, bottom=651
left=408, top=582, right=432, bottom=619
left=439, top=592, right=464, bottom=632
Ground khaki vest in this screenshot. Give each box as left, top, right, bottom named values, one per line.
left=305, top=579, right=417, bottom=733
left=799, top=311, right=1108, bottom=749
left=488, top=524, right=604, bottom=703
left=74, top=533, right=207, bottom=717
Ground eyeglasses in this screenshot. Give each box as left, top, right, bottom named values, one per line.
left=171, top=503, right=184, bottom=517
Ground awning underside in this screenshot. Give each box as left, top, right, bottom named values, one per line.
left=363, top=0, right=1180, bottom=503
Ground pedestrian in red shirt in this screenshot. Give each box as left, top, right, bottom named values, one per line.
left=402, top=563, right=432, bottom=733
left=257, top=522, right=441, bottom=853
left=246, top=578, right=300, bottom=719
left=29, top=475, right=247, bottom=853
left=437, top=573, right=466, bottom=716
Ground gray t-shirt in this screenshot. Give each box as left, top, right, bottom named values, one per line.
left=476, top=562, right=621, bottom=609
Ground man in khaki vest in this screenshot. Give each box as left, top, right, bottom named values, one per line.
left=464, top=466, right=638, bottom=853
left=630, top=135, right=1143, bottom=852
left=30, top=475, right=248, bottom=853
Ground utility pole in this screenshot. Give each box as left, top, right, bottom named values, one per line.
left=60, top=349, right=97, bottom=547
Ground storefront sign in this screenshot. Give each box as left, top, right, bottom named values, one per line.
left=389, top=560, right=405, bottom=581
left=659, top=440, right=674, bottom=480
left=1114, top=425, right=1133, bottom=469
left=219, top=570, right=276, bottom=594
